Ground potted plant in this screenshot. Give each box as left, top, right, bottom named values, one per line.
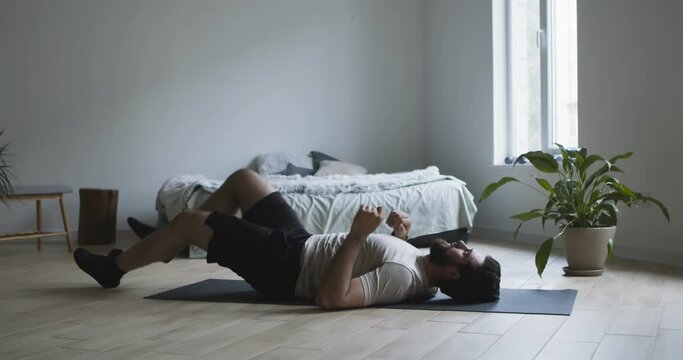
left=480, top=145, right=669, bottom=277
left=0, top=130, right=14, bottom=202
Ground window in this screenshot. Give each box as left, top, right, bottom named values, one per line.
left=495, top=0, right=578, bottom=163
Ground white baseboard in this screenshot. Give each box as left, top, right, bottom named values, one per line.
left=473, top=226, right=549, bottom=245
left=473, top=226, right=683, bottom=268
left=611, top=244, right=683, bottom=268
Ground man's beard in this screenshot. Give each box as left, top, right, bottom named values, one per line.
left=429, top=238, right=453, bottom=265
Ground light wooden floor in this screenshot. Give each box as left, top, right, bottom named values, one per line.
left=2, top=234, right=683, bottom=360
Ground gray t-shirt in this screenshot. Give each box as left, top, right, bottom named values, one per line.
left=294, top=233, right=435, bottom=306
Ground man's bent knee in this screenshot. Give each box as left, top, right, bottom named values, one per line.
left=228, top=168, right=260, bottom=184
left=172, top=210, right=209, bottom=235
left=174, top=209, right=206, bottom=224
left=173, top=210, right=213, bottom=249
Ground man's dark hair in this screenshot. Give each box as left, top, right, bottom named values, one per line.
left=439, top=255, right=501, bottom=304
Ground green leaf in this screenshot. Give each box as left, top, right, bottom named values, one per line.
left=588, top=189, right=602, bottom=205
left=480, top=177, right=520, bottom=202
left=612, top=182, right=638, bottom=200
left=554, top=180, right=580, bottom=206
left=535, top=237, right=554, bottom=278
left=598, top=192, right=631, bottom=205
left=642, top=196, right=670, bottom=222
left=574, top=151, right=585, bottom=172
left=510, top=209, right=544, bottom=221
left=579, top=147, right=588, bottom=160
left=523, top=151, right=559, bottom=173
left=534, top=177, right=553, bottom=192
left=557, top=144, right=571, bottom=173
left=583, top=154, right=604, bottom=179
left=599, top=201, right=620, bottom=218
left=596, top=210, right=618, bottom=227
left=609, top=151, right=633, bottom=164
left=610, top=165, right=623, bottom=173
left=512, top=153, right=527, bottom=167
left=511, top=209, right=544, bottom=240
left=583, top=154, right=605, bottom=169
left=607, top=237, right=614, bottom=261
left=585, top=163, right=610, bottom=189
left=512, top=222, right=523, bottom=241
left=542, top=198, right=555, bottom=230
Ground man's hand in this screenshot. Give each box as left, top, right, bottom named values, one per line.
left=349, top=205, right=384, bottom=239
left=386, top=210, right=412, bottom=240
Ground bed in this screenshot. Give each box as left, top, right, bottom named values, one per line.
left=155, top=155, right=478, bottom=258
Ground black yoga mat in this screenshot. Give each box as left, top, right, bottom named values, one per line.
left=145, top=279, right=577, bottom=316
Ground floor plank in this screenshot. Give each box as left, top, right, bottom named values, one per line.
left=659, top=302, right=683, bottom=330
left=535, top=339, right=599, bottom=360
left=651, top=329, right=683, bottom=360
left=416, top=332, right=499, bottom=360
left=592, top=335, right=653, bottom=360
left=477, top=330, right=552, bottom=360
left=459, top=313, right=523, bottom=335
left=368, top=321, right=465, bottom=360
left=553, top=309, right=616, bottom=342
left=606, top=306, right=660, bottom=336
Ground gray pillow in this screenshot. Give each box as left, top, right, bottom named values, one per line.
left=309, top=151, right=339, bottom=170
left=276, top=163, right=315, bottom=176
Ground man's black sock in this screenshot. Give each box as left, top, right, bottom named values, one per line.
left=74, top=248, right=126, bottom=289
left=127, top=217, right=156, bottom=239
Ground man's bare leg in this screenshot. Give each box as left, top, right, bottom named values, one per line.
left=73, top=169, right=278, bottom=285
left=74, top=209, right=214, bottom=288
left=128, top=169, right=276, bottom=239
left=75, top=169, right=277, bottom=288
left=115, top=170, right=276, bottom=273
left=199, top=168, right=276, bottom=215
left=114, top=210, right=214, bottom=272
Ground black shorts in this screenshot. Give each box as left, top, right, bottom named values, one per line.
left=205, top=192, right=311, bottom=299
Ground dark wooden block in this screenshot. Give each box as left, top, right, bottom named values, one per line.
left=78, top=188, right=118, bottom=245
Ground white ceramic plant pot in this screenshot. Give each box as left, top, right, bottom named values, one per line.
left=561, top=226, right=617, bottom=276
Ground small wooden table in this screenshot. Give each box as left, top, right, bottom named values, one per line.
left=0, top=185, right=74, bottom=252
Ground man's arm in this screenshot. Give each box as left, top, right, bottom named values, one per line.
left=315, top=205, right=383, bottom=310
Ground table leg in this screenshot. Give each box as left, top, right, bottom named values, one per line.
left=58, top=195, right=74, bottom=252
left=36, top=200, right=42, bottom=251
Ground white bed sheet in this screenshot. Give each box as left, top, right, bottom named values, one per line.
left=286, top=179, right=473, bottom=236
left=188, top=178, right=476, bottom=237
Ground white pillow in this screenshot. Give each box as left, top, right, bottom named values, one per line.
left=253, top=152, right=312, bottom=174
left=315, top=160, right=368, bottom=176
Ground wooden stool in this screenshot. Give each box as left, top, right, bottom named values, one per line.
left=0, top=185, right=74, bottom=252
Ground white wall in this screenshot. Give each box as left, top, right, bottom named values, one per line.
left=575, top=0, right=683, bottom=263
left=424, top=0, right=683, bottom=265
left=0, top=0, right=425, bottom=232
left=5, top=0, right=680, bottom=266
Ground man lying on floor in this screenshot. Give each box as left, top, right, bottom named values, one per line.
left=74, top=169, right=501, bottom=309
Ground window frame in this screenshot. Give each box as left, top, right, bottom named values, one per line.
left=501, top=0, right=572, bottom=163
left=539, top=0, right=553, bottom=153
